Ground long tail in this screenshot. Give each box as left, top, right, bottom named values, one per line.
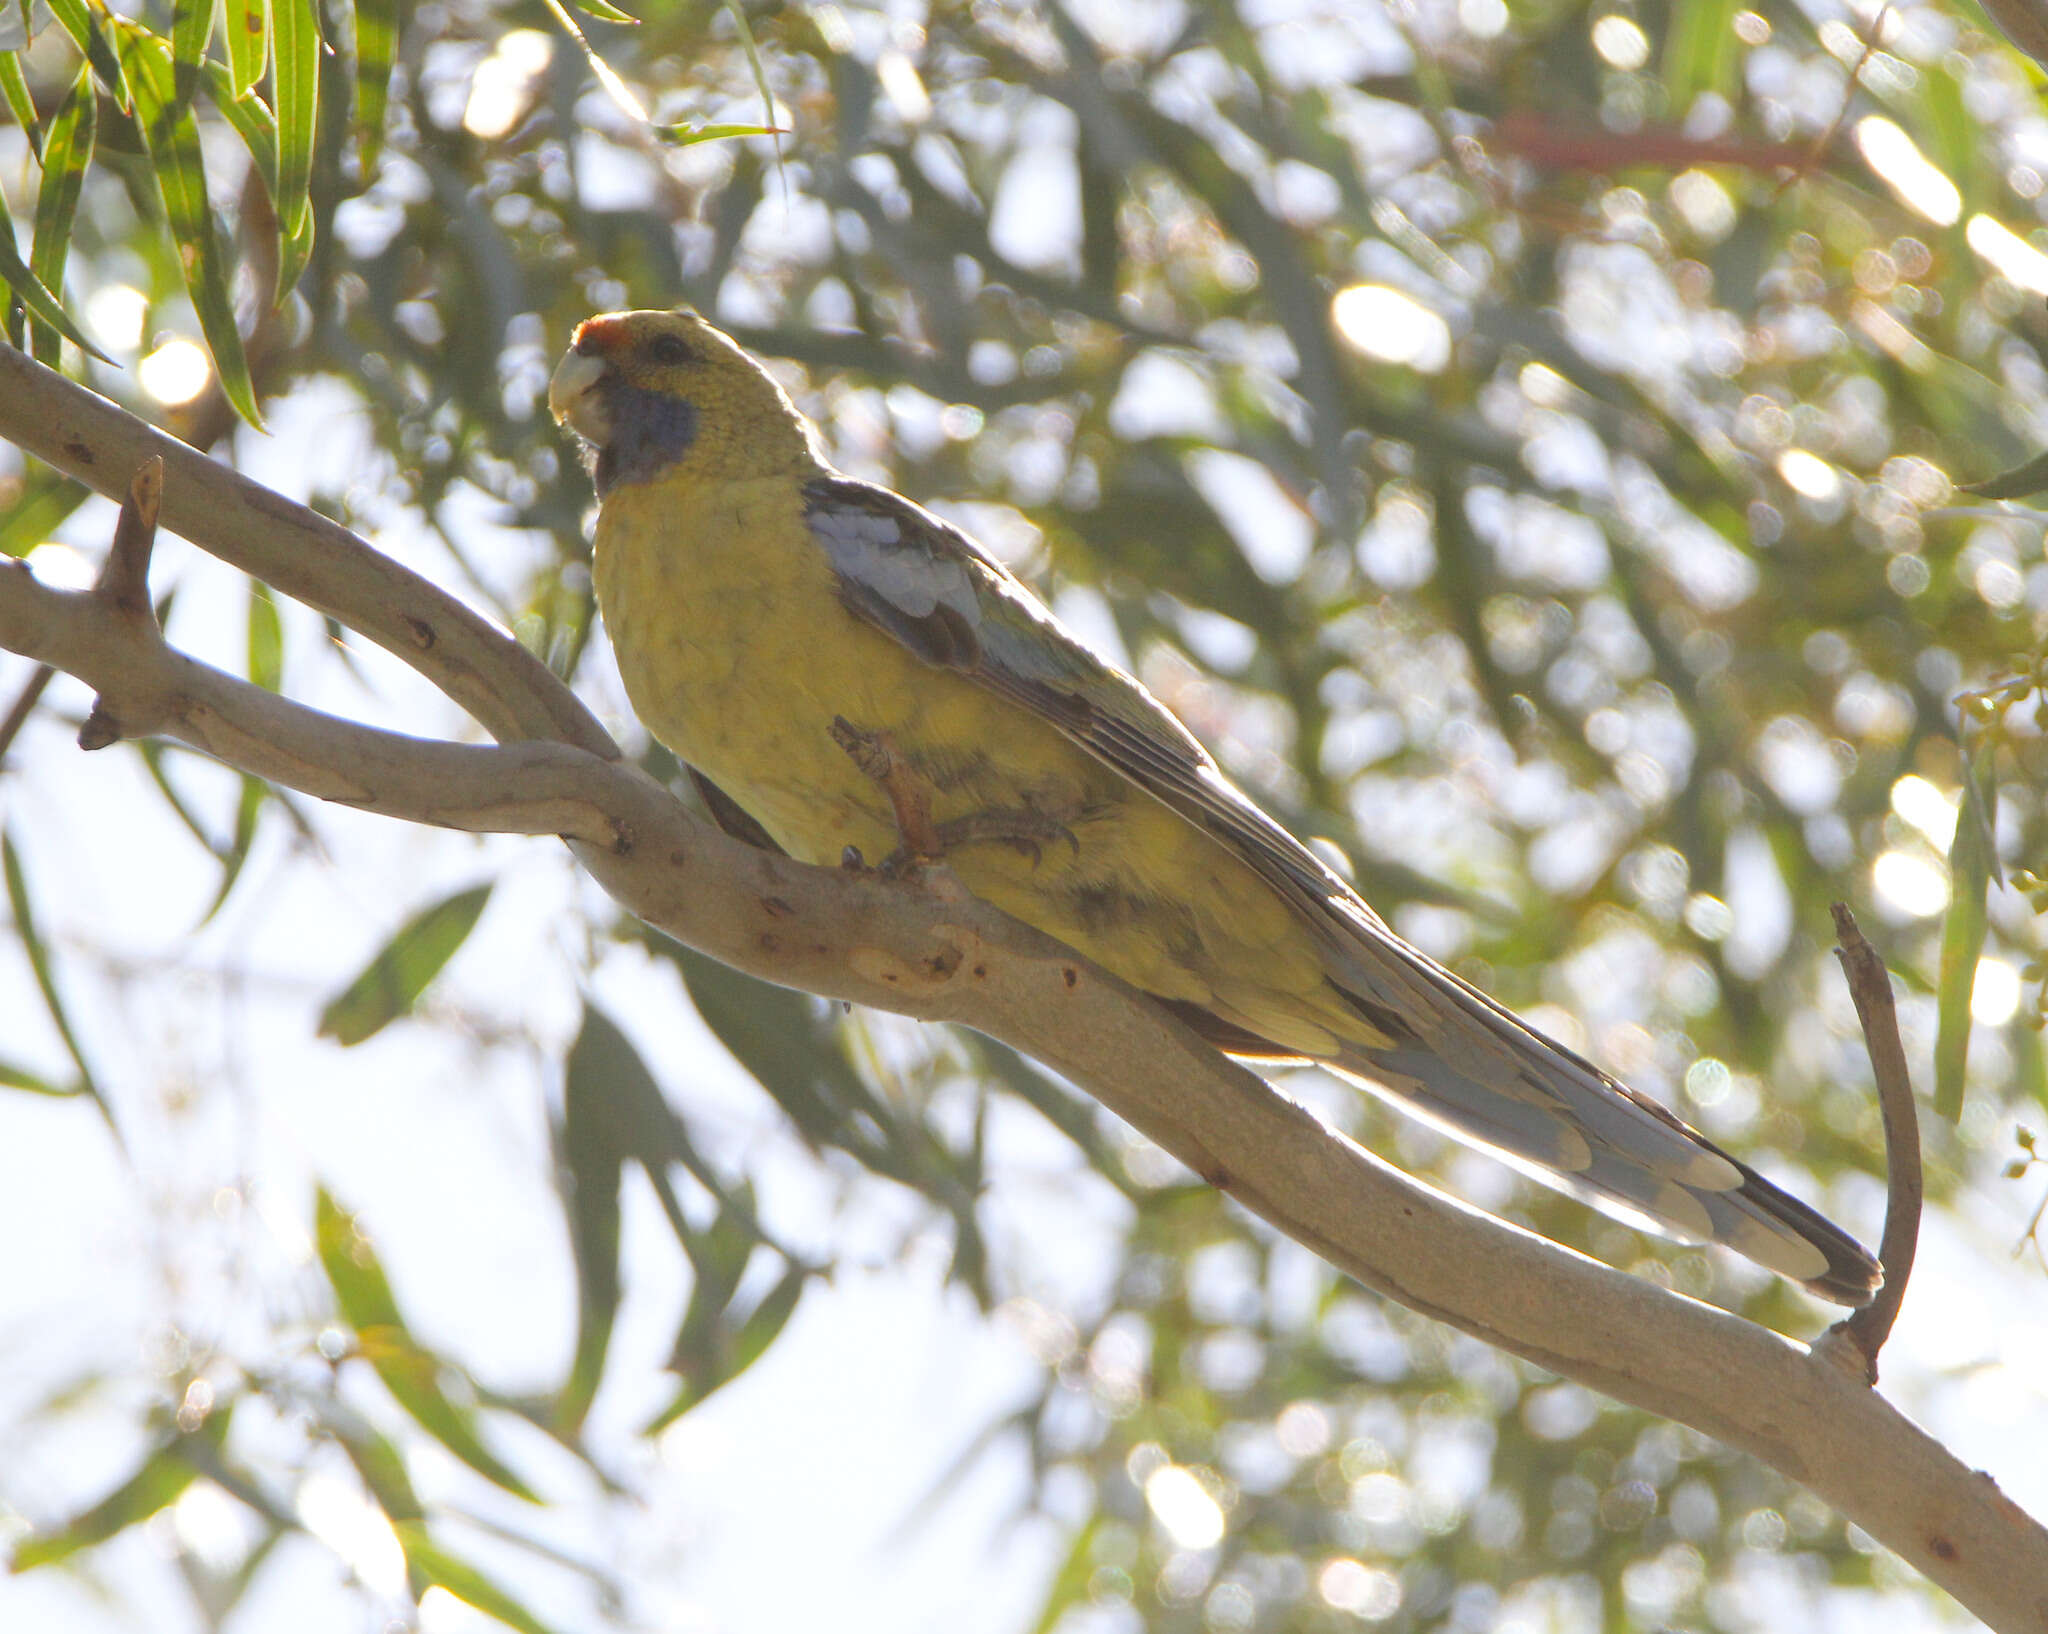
left=1316, top=931, right=1881, bottom=1307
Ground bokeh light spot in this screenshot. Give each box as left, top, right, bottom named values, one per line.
left=1145, top=1465, right=1226, bottom=1550
left=1872, top=849, right=1948, bottom=918
left=1319, top=1557, right=1402, bottom=1619
left=1331, top=284, right=1451, bottom=372
left=1967, top=214, right=2048, bottom=296
left=1777, top=449, right=1841, bottom=501
left=138, top=338, right=213, bottom=406
left=463, top=29, right=553, bottom=140
left=1891, top=774, right=1958, bottom=849
left=1973, top=958, right=2021, bottom=1026
left=1855, top=118, right=1960, bottom=226
left=1591, top=14, right=1650, bottom=68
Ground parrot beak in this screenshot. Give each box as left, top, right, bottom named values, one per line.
left=549, top=345, right=611, bottom=444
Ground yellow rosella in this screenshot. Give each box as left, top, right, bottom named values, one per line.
left=550, top=308, right=1879, bottom=1306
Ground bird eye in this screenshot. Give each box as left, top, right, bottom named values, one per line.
left=645, top=334, right=695, bottom=366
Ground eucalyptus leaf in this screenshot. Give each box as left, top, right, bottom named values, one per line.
left=27, top=65, right=97, bottom=365
left=314, top=1189, right=540, bottom=1502
left=113, top=17, right=261, bottom=424
left=317, top=883, right=493, bottom=1046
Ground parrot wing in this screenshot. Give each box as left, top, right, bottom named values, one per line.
left=802, top=473, right=1880, bottom=1305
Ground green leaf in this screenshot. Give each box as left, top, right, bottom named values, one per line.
left=195, top=773, right=266, bottom=927
left=45, top=0, right=131, bottom=112
left=720, top=0, right=780, bottom=153
left=331, top=1419, right=423, bottom=1521
left=1661, top=0, right=1737, bottom=115
left=269, top=0, right=318, bottom=299
left=126, top=730, right=280, bottom=929
left=138, top=738, right=230, bottom=858
left=0, top=187, right=111, bottom=364
left=10, top=1407, right=233, bottom=1570
left=1916, top=63, right=1977, bottom=203
left=654, top=1197, right=754, bottom=1382
left=558, top=990, right=748, bottom=1206
left=2, top=827, right=105, bottom=1114
left=247, top=577, right=283, bottom=691
left=0, top=1055, right=81, bottom=1096
left=0, top=468, right=87, bottom=560
left=172, top=0, right=218, bottom=108
left=225, top=0, right=267, bottom=101
left=353, top=0, right=396, bottom=168
left=2019, top=1010, right=2048, bottom=1119
left=202, top=61, right=278, bottom=195
left=1025, top=1515, right=1108, bottom=1634
left=393, top=1523, right=566, bottom=1634
left=723, top=1265, right=805, bottom=1382
left=27, top=64, right=97, bottom=365
left=650, top=935, right=883, bottom=1149
left=315, top=1190, right=540, bottom=1501
left=557, top=998, right=818, bottom=1432
left=114, top=17, right=262, bottom=425
left=648, top=1257, right=805, bottom=1433
left=1934, top=753, right=1998, bottom=1122
left=569, top=0, right=638, bottom=24
left=316, top=882, right=493, bottom=1046
left=0, top=50, right=38, bottom=156
left=1962, top=447, right=2048, bottom=500
left=557, top=1003, right=633, bottom=1430
left=654, top=120, right=786, bottom=148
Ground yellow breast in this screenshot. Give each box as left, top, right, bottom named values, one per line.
left=594, top=472, right=899, bottom=860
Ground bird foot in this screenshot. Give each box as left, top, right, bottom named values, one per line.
left=828, top=715, right=1079, bottom=877
left=829, top=716, right=941, bottom=867
left=916, top=806, right=1080, bottom=869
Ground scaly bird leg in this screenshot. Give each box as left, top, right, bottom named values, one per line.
left=828, top=716, right=1082, bottom=876
left=829, top=716, right=940, bottom=873
left=925, top=805, right=1080, bottom=867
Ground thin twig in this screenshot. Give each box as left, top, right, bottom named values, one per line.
left=91, top=456, right=163, bottom=615
left=0, top=663, right=55, bottom=769
left=1779, top=3, right=1894, bottom=202
left=1826, top=902, right=1923, bottom=1379
left=78, top=458, right=164, bottom=752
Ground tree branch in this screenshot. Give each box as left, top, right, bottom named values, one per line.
left=0, top=662, right=53, bottom=768
left=2, top=345, right=2045, bottom=1629
left=0, top=344, right=613, bottom=758
left=1825, top=903, right=1924, bottom=1379
left=0, top=555, right=631, bottom=844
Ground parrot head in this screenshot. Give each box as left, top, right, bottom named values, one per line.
left=549, top=308, right=818, bottom=495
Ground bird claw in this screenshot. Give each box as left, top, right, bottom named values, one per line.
left=830, top=716, right=941, bottom=862
left=928, top=807, right=1079, bottom=868
left=841, top=839, right=939, bottom=885
left=829, top=714, right=1080, bottom=874
left=877, top=846, right=931, bottom=880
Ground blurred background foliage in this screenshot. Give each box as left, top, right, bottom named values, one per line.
left=4, top=0, right=2048, bottom=1628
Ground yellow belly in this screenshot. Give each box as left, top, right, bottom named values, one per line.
left=593, top=473, right=1352, bottom=1052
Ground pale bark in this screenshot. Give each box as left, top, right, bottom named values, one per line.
left=2, top=345, right=2043, bottom=1630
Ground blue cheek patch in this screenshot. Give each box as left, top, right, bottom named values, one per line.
left=593, top=383, right=698, bottom=498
